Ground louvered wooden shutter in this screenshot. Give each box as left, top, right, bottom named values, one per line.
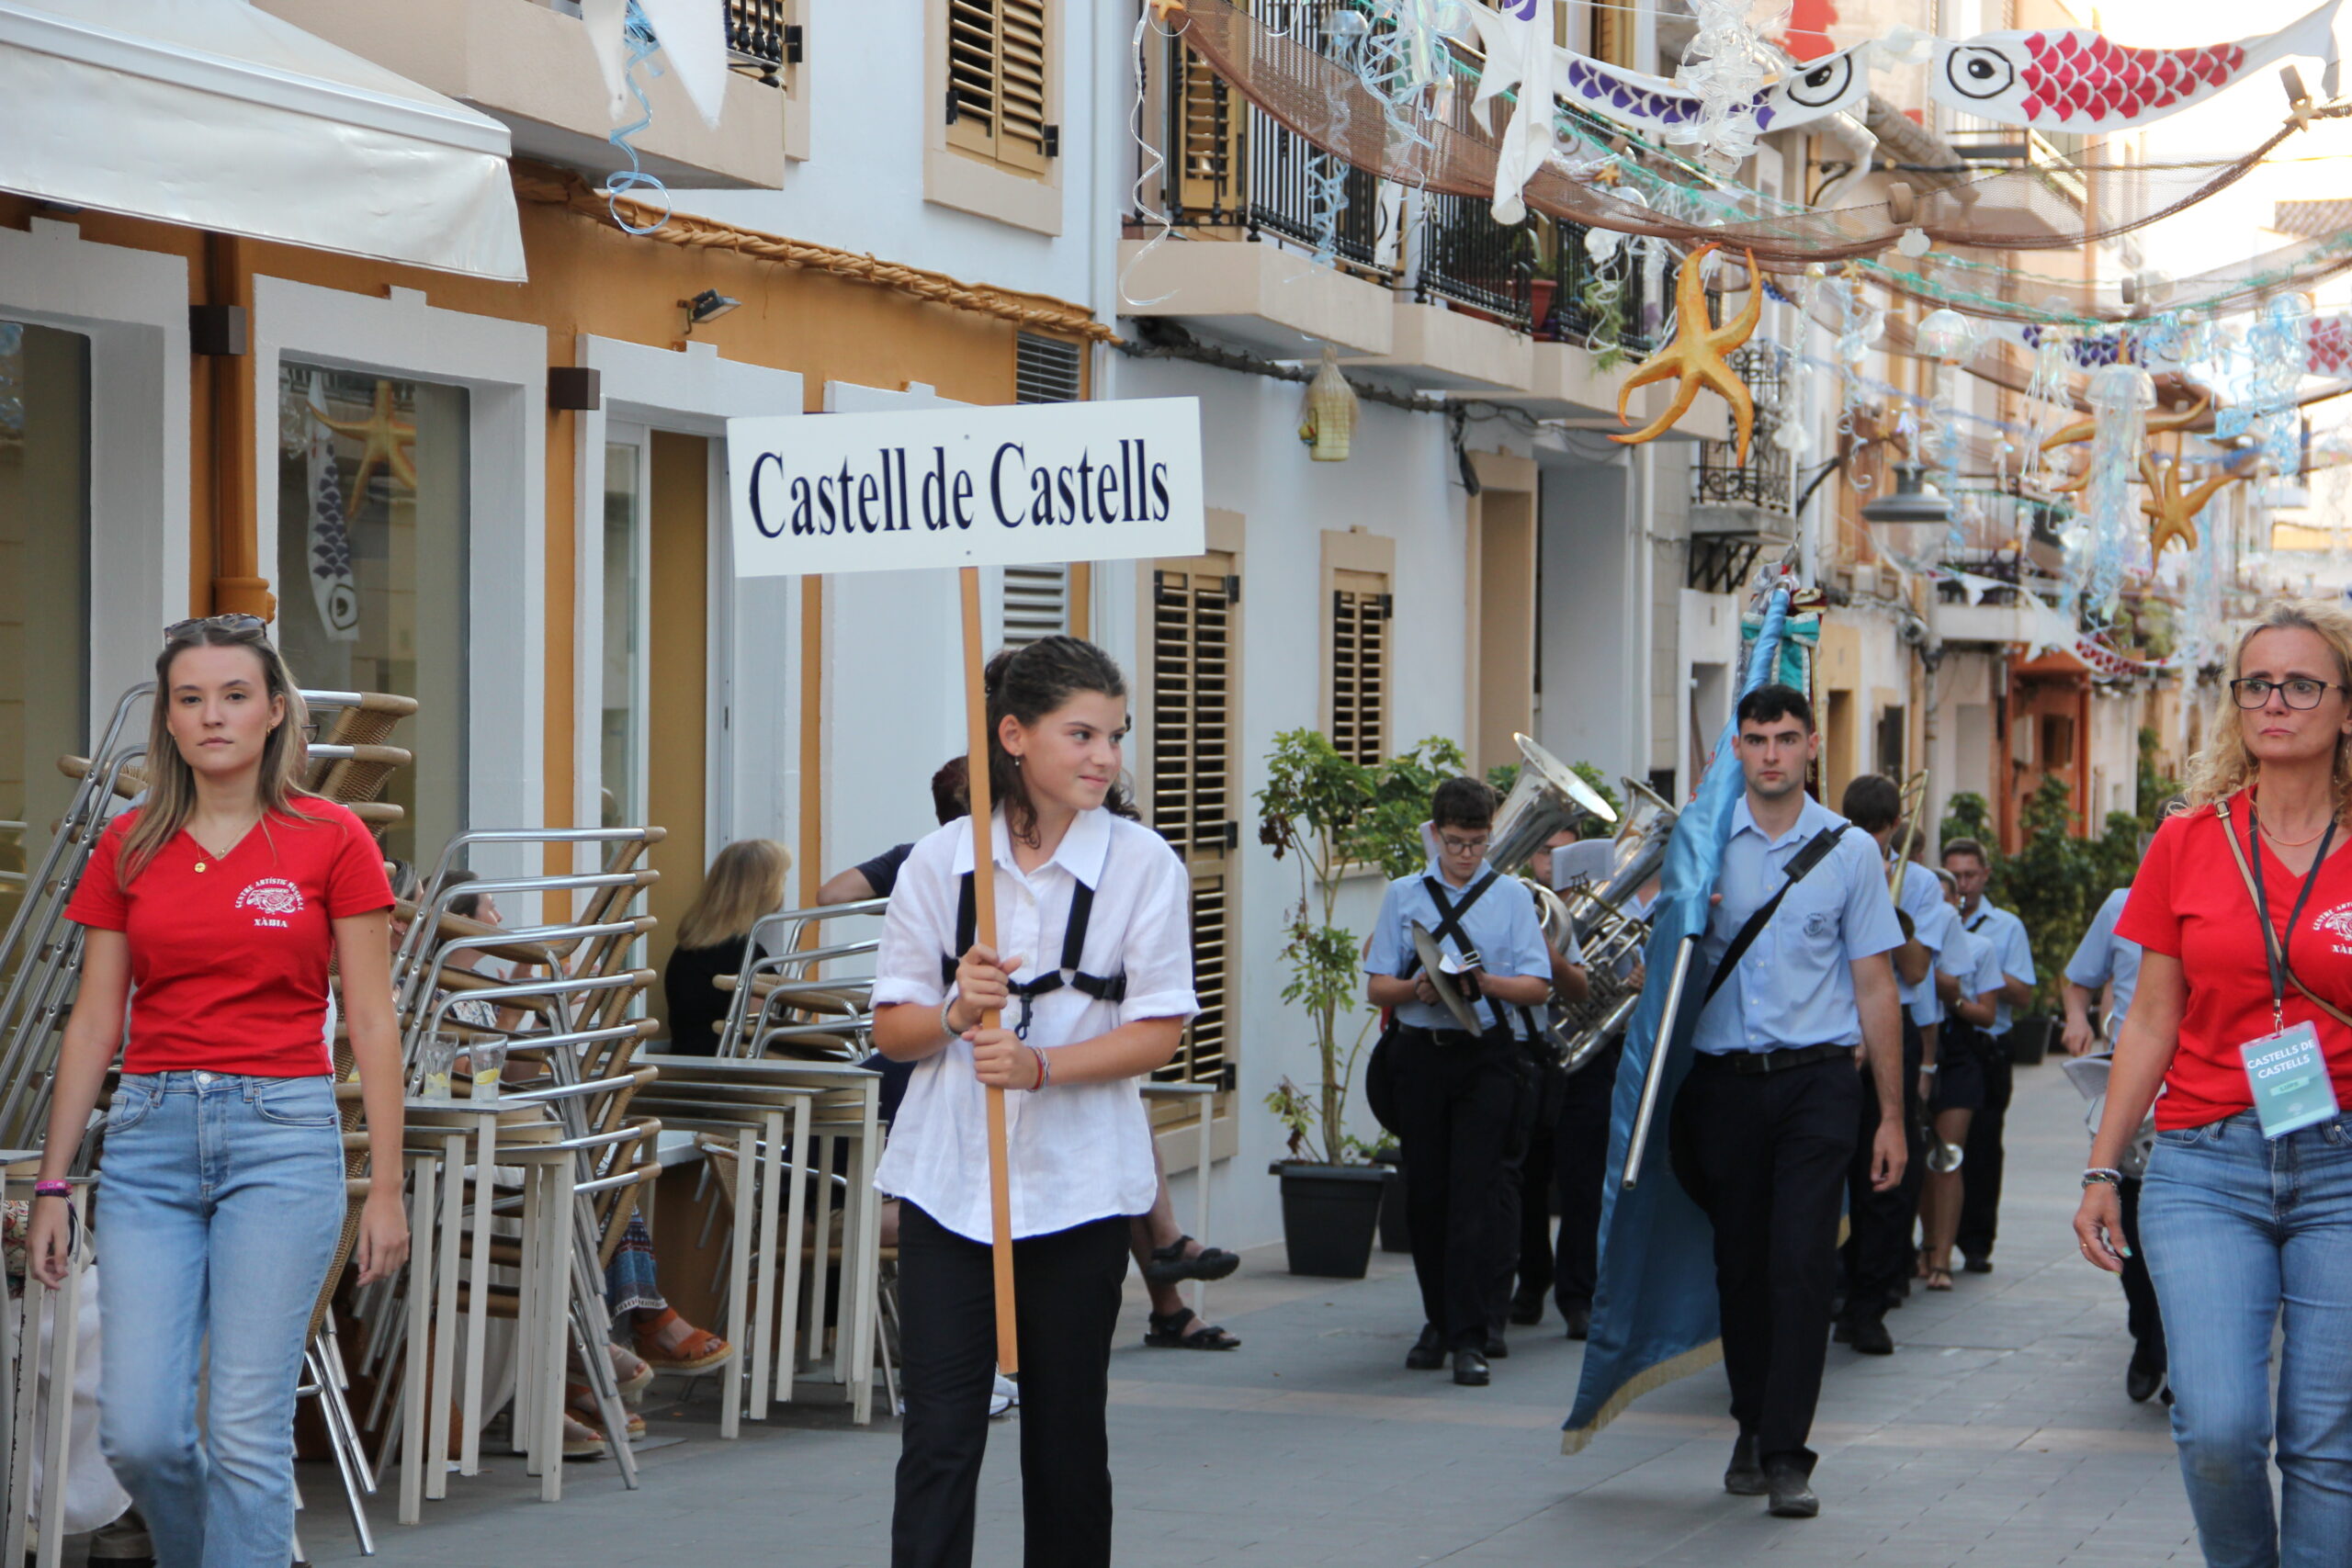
left=1172, top=33, right=1235, bottom=214
left=1151, top=557, right=1238, bottom=1089
left=947, top=0, right=1051, bottom=175
left=1329, top=569, right=1389, bottom=766
left=1001, top=565, right=1069, bottom=646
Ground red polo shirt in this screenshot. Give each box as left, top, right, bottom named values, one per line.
left=2119, top=798, right=2352, bottom=1130
left=65, top=799, right=395, bottom=1077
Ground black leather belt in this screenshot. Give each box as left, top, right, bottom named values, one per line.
left=1690, top=1043, right=1851, bottom=1076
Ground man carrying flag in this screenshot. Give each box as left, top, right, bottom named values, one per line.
left=1670, top=682, right=1907, bottom=1519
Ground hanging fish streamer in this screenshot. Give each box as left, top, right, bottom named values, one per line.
left=1663, top=0, right=1792, bottom=168
left=2077, top=363, right=2155, bottom=622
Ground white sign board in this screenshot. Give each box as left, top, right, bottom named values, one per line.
left=728, top=397, right=1204, bottom=577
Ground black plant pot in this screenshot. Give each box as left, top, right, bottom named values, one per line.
left=2008, top=1015, right=2053, bottom=1066
left=1271, top=1161, right=1392, bottom=1279
left=1373, top=1146, right=1411, bottom=1253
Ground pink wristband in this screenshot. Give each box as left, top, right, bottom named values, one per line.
left=33, top=1180, right=70, bottom=1199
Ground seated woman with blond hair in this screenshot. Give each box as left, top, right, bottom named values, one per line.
left=663, top=840, right=792, bottom=1056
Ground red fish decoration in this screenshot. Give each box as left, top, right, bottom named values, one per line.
left=1930, top=0, right=2338, bottom=130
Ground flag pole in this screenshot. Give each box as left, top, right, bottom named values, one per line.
left=959, top=566, right=1021, bottom=1373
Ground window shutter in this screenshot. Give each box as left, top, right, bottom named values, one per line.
left=946, top=0, right=1051, bottom=175
left=1329, top=569, right=1389, bottom=766
left=1000, top=565, right=1069, bottom=646
left=1150, top=555, right=1238, bottom=1089
left=1014, top=332, right=1083, bottom=404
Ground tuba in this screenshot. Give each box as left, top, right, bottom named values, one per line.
left=1490, top=733, right=1618, bottom=876
left=1544, top=776, right=1679, bottom=1076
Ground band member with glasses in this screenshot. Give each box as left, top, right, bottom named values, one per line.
left=1366, top=778, right=1554, bottom=1388
left=27, top=615, right=407, bottom=1568
left=2077, top=604, right=2352, bottom=1568
left=1672, top=684, right=1905, bottom=1520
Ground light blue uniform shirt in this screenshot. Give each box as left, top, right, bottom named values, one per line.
left=1963, top=921, right=2007, bottom=1005
left=1962, top=900, right=2036, bottom=1035
left=1894, top=856, right=1944, bottom=934
left=2064, top=886, right=2140, bottom=1031
left=1905, top=899, right=1963, bottom=1027
left=1691, top=795, right=1905, bottom=1055
left=1367, top=863, right=1553, bottom=1039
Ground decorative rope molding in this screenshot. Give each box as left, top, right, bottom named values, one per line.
left=513, top=168, right=1117, bottom=344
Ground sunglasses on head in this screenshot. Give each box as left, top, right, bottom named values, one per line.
left=163, top=613, right=268, bottom=644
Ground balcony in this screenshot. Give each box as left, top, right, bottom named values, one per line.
left=1688, top=344, right=1794, bottom=521
left=254, top=0, right=792, bottom=189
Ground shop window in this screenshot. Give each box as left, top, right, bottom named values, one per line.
left=276, top=363, right=469, bottom=868
left=0, top=321, right=90, bottom=944
left=947, top=0, right=1054, bottom=175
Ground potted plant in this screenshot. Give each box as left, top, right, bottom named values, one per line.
left=1256, top=729, right=1470, bottom=1277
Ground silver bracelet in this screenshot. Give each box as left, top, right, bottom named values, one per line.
left=940, top=992, right=963, bottom=1043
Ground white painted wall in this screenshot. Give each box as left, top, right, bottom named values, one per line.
left=1535, top=446, right=1644, bottom=785
left=1105, top=350, right=1476, bottom=1245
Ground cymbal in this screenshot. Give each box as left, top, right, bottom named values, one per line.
left=1410, top=920, right=1486, bottom=1036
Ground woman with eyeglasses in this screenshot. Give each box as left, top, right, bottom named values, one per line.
left=2075, top=601, right=2352, bottom=1568
left=25, top=615, right=409, bottom=1568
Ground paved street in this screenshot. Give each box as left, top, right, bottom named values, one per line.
left=309, top=1061, right=2199, bottom=1567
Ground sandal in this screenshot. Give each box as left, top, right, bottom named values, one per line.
left=633, top=1308, right=737, bottom=1372
left=561, top=1413, right=610, bottom=1460
left=1925, top=1267, right=1954, bottom=1292
left=1142, top=1235, right=1240, bottom=1286
left=610, top=1344, right=654, bottom=1404
left=568, top=1383, right=646, bottom=1441
left=1145, top=1309, right=1241, bottom=1350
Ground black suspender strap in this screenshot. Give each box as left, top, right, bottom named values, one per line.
left=1418, top=872, right=1513, bottom=1033
left=1702, top=823, right=1851, bottom=1006
left=939, top=869, right=1128, bottom=1039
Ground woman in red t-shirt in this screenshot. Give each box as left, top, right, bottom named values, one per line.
left=2075, top=602, right=2352, bottom=1568
left=25, top=616, right=409, bottom=1568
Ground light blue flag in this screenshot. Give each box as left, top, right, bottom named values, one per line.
left=1564, top=584, right=1792, bottom=1452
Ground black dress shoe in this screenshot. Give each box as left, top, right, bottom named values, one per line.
left=1509, top=1289, right=1545, bottom=1325
left=1962, top=1256, right=1994, bottom=1274
left=1765, top=1461, right=1819, bottom=1518
left=1485, top=1330, right=1510, bottom=1359
left=1724, top=1434, right=1767, bottom=1495
left=1847, top=1317, right=1894, bottom=1356
left=1405, top=1324, right=1446, bottom=1371
left=1452, top=1347, right=1490, bottom=1386
left=1564, top=1303, right=1592, bottom=1341
left=2127, top=1345, right=2166, bottom=1404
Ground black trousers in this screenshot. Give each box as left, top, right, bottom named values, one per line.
left=1840, top=1022, right=1924, bottom=1324
left=1551, top=1034, right=1623, bottom=1314
left=892, top=1202, right=1130, bottom=1568
left=1392, top=1026, right=1520, bottom=1348
left=2119, top=1174, right=2165, bottom=1365
left=1956, top=1040, right=2015, bottom=1263
left=1673, top=1053, right=1861, bottom=1473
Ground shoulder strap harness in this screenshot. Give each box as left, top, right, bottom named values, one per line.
left=940, top=871, right=1128, bottom=1040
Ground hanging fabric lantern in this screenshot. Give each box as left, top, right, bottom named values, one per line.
left=1298, top=345, right=1358, bottom=463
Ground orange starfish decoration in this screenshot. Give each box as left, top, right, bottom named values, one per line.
left=1147, top=0, right=1186, bottom=19
left=311, top=378, right=418, bottom=498
left=1611, top=243, right=1762, bottom=462
left=2137, top=450, right=2248, bottom=559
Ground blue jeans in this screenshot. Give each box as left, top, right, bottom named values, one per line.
left=2141, top=1111, right=2352, bottom=1568
left=96, top=1071, right=346, bottom=1568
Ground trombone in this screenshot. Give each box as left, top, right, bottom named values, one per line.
left=1888, top=768, right=1930, bottom=930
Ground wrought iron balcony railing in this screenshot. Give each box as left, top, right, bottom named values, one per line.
left=724, top=0, right=791, bottom=81
left=1415, top=192, right=1533, bottom=330
left=1532, top=219, right=1668, bottom=360
left=1690, top=343, right=1794, bottom=515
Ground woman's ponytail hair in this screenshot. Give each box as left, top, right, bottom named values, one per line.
left=983, top=636, right=1137, bottom=843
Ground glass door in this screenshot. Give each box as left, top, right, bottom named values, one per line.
left=601, top=427, right=651, bottom=831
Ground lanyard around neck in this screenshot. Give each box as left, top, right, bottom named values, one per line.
left=2247, top=803, right=2338, bottom=1032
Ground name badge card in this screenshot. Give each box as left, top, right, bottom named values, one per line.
left=2239, top=1021, right=2340, bottom=1139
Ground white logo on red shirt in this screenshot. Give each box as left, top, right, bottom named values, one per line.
left=236, top=878, right=305, bottom=929
left=2313, top=900, right=2352, bottom=955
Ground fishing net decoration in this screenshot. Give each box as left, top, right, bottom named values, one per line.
left=1162, top=0, right=2344, bottom=270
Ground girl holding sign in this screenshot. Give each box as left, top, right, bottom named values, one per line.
left=2075, top=602, right=2352, bottom=1568
left=871, top=635, right=1197, bottom=1568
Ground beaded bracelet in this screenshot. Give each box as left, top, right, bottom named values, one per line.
left=2081, top=1168, right=2123, bottom=1190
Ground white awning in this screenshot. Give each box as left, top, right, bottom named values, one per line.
left=0, top=0, right=526, bottom=281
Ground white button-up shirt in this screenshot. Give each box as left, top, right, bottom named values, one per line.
left=871, top=807, right=1198, bottom=1244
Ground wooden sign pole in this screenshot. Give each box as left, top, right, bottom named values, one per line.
left=958, top=565, right=1020, bottom=1374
